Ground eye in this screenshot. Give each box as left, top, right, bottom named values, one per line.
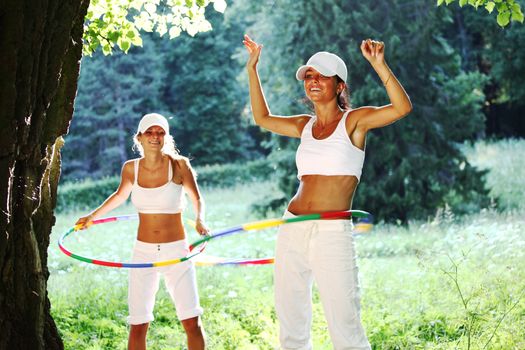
left=144, top=131, right=152, bottom=135
left=320, top=74, right=330, bottom=80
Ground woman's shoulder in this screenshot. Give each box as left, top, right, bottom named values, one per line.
left=122, top=158, right=139, bottom=169
left=168, top=155, right=191, bottom=169
left=298, top=114, right=315, bottom=121
left=345, top=107, right=376, bottom=124
left=121, top=159, right=140, bottom=180
left=296, top=114, right=315, bottom=129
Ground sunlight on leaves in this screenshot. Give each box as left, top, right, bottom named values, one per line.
left=436, top=0, right=524, bottom=27
left=83, top=0, right=228, bottom=56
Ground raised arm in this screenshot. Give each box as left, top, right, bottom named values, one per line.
left=243, top=34, right=309, bottom=138
left=178, top=158, right=209, bottom=236
left=75, top=161, right=134, bottom=228
left=355, top=39, right=412, bottom=131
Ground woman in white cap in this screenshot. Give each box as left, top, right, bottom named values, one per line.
left=243, top=35, right=412, bottom=350
left=76, top=113, right=209, bottom=350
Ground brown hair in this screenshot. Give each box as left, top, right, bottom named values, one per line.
left=336, top=76, right=351, bottom=110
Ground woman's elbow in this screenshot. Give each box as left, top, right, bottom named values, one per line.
left=398, top=100, right=413, bottom=118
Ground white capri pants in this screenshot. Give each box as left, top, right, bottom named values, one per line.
left=127, top=240, right=203, bottom=325
left=274, top=211, right=370, bottom=350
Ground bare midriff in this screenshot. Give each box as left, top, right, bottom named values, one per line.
left=136, top=213, right=186, bottom=243
left=287, top=175, right=359, bottom=215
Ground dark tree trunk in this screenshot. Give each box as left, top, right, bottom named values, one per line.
left=0, top=0, right=89, bottom=349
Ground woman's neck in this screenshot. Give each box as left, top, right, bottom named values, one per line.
left=314, top=103, right=344, bottom=126
left=142, top=151, right=164, bottom=165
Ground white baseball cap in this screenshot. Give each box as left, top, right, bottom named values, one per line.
left=137, top=113, right=170, bottom=135
left=296, top=51, right=348, bottom=82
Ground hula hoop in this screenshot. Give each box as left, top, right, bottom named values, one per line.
left=58, top=214, right=207, bottom=268
left=58, top=210, right=372, bottom=268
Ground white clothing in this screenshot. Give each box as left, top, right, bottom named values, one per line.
left=274, top=211, right=370, bottom=350
left=131, top=158, right=186, bottom=214
left=127, top=240, right=203, bottom=324
left=296, top=110, right=365, bottom=181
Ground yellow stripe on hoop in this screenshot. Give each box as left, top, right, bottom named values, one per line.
left=243, top=219, right=285, bottom=231
left=154, top=258, right=183, bottom=267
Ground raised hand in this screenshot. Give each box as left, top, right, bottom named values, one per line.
left=243, top=34, right=263, bottom=69
left=360, top=39, right=385, bottom=66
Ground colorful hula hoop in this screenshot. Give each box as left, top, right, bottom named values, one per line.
left=58, top=210, right=372, bottom=268
left=58, top=214, right=207, bottom=268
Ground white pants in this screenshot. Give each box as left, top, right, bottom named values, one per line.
left=274, top=211, right=370, bottom=350
left=127, top=240, right=203, bottom=325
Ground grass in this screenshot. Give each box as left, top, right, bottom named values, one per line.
left=48, top=139, right=525, bottom=349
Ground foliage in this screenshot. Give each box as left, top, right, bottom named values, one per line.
left=233, top=0, right=491, bottom=222
left=458, top=6, right=525, bottom=137
left=83, top=0, right=228, bottom=55
left=436, top=0, right=524, bottom=27
left=57, top=159, right=274, bottom=213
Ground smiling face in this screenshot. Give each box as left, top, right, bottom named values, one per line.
left=303, top=68, right=345, bottom=105
left=138, top=125, right=166, bottom=152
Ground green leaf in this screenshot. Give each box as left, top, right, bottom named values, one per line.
left=102, top=43, right=112, bottom=55
left=107, top=31, right=120, bottom=43
left=485, top=2, right=496, bottom=13
left=459, top=0, right=468, bottom=7
left=511, top=8, right=524, bottom=22
left=118, top=39, right=131, bottom=53
left=437, top=0, right=444, bottom=6
left=497, top=10, right=511, bottom=26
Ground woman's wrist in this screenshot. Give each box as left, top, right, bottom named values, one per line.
left=382, top=74, right=392, bottom=87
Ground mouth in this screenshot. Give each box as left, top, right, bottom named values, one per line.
left=310, top=87, right=321, bottom=92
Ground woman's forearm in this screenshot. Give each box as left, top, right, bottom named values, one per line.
left=372, top=61, right=412, bottom=116
left=247, top=67, right=271, bottom=125
left=88, top=191, right=128, bottom=219
left=192, top=198, right=206, bottom=221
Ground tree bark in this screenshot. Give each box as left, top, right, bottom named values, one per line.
left=0, top=0, right=89, bottom=349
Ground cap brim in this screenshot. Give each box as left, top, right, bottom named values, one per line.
left=139, top=123, right=170, bottom=135
left=295, top=64, right=337, bottom=81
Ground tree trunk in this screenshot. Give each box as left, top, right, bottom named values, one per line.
left=0, top=0, right=89, bottom=349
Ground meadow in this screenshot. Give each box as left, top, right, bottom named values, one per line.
left=48, top=139, right=525, bottom=349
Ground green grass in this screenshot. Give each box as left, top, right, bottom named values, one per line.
left=49, top=139, right=525, bottom=349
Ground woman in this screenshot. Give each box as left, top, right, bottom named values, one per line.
left=76, top=113, right=209, bottom=350
left=243, top=35, right=412, bottom=350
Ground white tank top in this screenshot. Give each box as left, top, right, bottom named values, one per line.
left=296, top=110, right=365, bottom=180
left=130, top=159, right=186, bottom=214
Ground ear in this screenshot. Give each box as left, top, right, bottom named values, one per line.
left=337, top=82, right=346, bottom=93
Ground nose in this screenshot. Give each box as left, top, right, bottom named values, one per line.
left=308, top=77, right=319, bottom=86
